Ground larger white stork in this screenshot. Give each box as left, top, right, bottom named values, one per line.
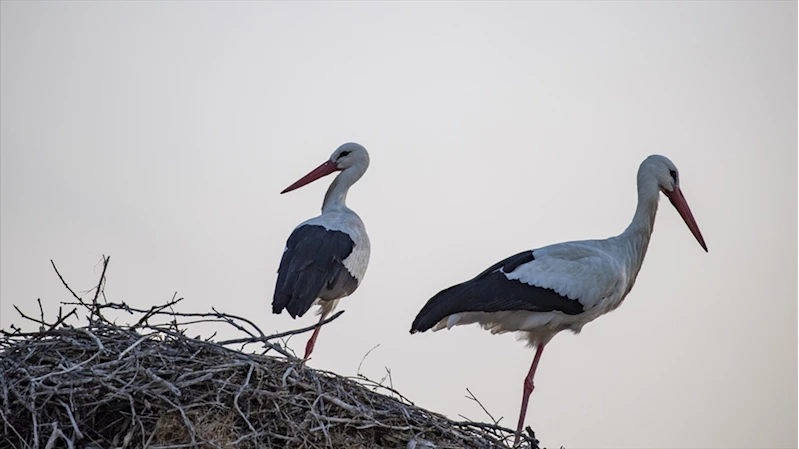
left=410, top=154, right=707, bottom=446
left=273, top=143, right=371, bottom=360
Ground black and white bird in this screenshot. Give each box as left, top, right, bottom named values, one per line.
left=273, top=143, right=371, bottom=360
left=410, top=154, right=707, bottom=446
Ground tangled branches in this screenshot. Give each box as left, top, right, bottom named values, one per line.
left=0, top=257, right=542, bottom=449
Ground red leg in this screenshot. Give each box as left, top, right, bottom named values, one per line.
left=514, top=344, right=546, bottom=447
left=303, top=315, right=325, bottom=360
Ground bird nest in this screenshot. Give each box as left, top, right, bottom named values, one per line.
left=0, top=258, right=543, bottom=449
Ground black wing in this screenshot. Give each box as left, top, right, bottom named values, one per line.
left=410, top=250, right=583, bottom=333
left=273, top=224, right=359, bottom=318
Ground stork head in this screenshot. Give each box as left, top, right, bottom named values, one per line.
left=331, top=142, right=370, bottom=171
left=281, top=142, right=370, bottom=194
left=640, top=154, right=708, bottom=252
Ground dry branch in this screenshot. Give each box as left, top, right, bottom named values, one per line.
left=1, top=259, right=544, bottom=449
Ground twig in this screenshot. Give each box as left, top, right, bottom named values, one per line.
left=233, top=362, right=256, bottom=433
left=0, top=409, right=25, bottom=445
left=157, top=326, right=294, bottom=360
left=58, top=400, right=84, bottom=440
left=50, top=260, right=83, bottom=303
left=385, top=367, right=394, bottom=391
left=13, top=305, right=50, bottom=328
left=92, top=255, right=110, bottom=304
left=117, top=336, right=149, bottom=360
left=133, top=294, right=183, bottom=328
left=217, top=310, right=345, bottom=346
left=37, top=299, right=45, bottom=330
left=465, top=387, right=502, bottom=426
left=211, top=307, right=265, bottom=339
left=357, top=344, right=380, bottom=376
left=49, top=307, right=78, bottom=331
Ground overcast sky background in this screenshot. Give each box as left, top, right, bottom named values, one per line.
left=1, top=2, right=796, bottom=448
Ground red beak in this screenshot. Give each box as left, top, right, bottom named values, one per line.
left=665, top=187, right=708, bottom=252
left=281, top=160, right=340, bottom=194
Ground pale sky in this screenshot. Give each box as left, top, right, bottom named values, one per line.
left=1, top=2, right=796, bottom=448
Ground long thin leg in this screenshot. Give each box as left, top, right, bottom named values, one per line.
left=303, top=314, right=326, bottom=360
left=514, top=343, right=546, bottom=447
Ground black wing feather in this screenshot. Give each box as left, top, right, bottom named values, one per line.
left=410, top=250, right=583, bottom=333
left=273, top=225, right=359, bottom=318
left=474, top=250, right=535, bottom=278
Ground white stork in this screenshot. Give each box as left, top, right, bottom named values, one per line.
left=273, top=143, right=371, bottom=360
left=410, top=154, right=707, bottom=446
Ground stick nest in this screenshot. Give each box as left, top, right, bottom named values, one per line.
left=1, top=257, right=542, bottom=449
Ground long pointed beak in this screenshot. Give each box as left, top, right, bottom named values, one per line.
left=665, top=186, right=708, bottom=252
left=281, top=160, right=340, bottom=194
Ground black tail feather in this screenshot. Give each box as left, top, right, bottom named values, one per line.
left=273, top=272, right=327, bottom=318
left=410, top=282, right=469, bottom=333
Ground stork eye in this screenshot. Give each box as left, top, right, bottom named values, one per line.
left=338, top=151, right=351, bottom=159
left=669, top=170, right=677, bottom=182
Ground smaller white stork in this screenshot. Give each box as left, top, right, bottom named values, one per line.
left=410, top=154, right=707, bottom=446
left=273, top=143, right=371, bottom=360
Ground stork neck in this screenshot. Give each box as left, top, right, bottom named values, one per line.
left=625, top=185, right=659, bottom=235
left=322, top=168, right=359, bottom=213
left=618, top=180, right=661, bottom=277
